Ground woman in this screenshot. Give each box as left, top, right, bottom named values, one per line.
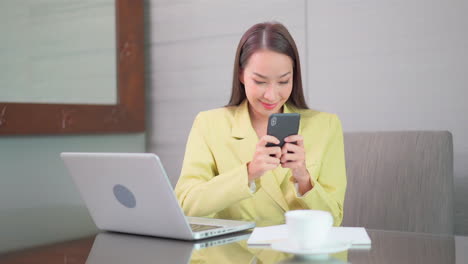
left=175, top=22, right=346, bottom=227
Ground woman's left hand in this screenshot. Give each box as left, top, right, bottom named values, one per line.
left=280, top=135, right=310, bottom=184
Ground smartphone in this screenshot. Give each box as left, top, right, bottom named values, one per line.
left=266, top=113, right=300, bottom=147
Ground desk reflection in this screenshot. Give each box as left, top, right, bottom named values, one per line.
left=349, top=230, right=455, bottom=264
left=2, top=229, right=461, bottom=263
left=84, top=229, right=457, bottom=264
left=277, top=257, right=347, bottom=264
left=86, top=231, right=250, bottom=263
left=191, top=241, right=348, bottom=264
left=86, top=232, right=348, bottom=264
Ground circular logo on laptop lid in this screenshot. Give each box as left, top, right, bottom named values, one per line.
left=113, top=184, right=136, bottom=208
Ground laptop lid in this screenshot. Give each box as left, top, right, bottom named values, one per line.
left=61, top=152, right=194, bottom=240
left=61, top=152, right=255, bottom=241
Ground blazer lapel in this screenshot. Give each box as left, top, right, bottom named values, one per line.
left=230, top=100, right=257, bottom=166
left=230, top=101, right=289, bottom=212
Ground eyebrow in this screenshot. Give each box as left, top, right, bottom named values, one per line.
left=253, top=72, right=291, bottom=79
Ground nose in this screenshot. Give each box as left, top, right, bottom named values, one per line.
left=263, top=85, right=277, bottom=102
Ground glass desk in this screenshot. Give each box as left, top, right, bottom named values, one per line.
left=1, top=229, right=467, bottom=263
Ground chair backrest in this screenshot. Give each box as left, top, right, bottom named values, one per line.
left=342, top=131, right=454, bottom=234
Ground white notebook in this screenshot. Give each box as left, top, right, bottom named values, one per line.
left=247, top=225, right=371, bottom=249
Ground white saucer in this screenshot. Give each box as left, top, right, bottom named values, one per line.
left=271, top=240, right=351, bottom=256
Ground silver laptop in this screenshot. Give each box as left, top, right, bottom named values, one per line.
left=60, top=152, right=255, bottom=240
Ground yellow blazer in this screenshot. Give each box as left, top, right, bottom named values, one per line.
left=175, top=100, right=347, bottom=227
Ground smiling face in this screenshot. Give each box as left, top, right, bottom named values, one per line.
left=240, top=49, right=294, bottom=121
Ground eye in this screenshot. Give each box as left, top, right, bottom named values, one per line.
left=279, top=80, right=290, bottom=85
left=254, top=80, right=266, bottom=85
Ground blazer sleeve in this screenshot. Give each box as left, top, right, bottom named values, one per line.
left=175, top=113, right=253, bottom=217
left=295, top=114, right=347, bottom=226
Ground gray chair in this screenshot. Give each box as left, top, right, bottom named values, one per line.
left=342, top=131, right=454, bottom=234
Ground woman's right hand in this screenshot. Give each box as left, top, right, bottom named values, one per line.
left=247, top=135, right=282, bottom=181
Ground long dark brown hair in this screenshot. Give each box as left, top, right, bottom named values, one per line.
left=227, top=22, right=308, bottom=109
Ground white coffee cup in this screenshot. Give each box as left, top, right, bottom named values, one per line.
left=285, top=210, right=334, bottom=249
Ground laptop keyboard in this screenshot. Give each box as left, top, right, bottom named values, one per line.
left=190, top=223, right=221, bottom=232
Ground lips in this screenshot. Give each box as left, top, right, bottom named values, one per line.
left=261, top=102, right=278, bottom=110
